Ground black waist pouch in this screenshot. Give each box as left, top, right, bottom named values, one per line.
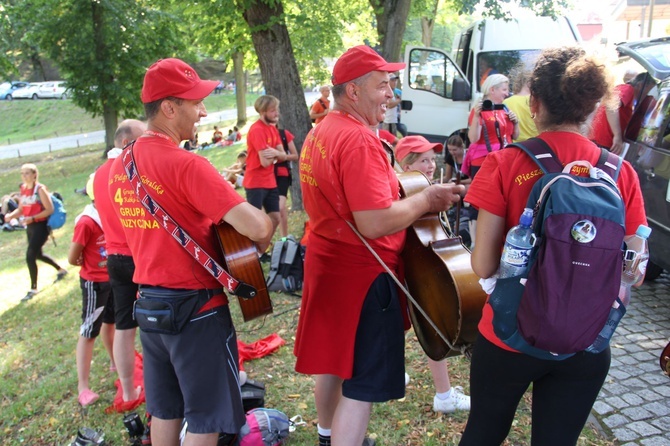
left=134, top=287, right=201, bottom=335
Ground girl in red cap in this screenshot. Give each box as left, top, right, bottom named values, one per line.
left=395, top=135, right=472, bottom=413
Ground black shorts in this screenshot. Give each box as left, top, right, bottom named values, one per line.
left=107, top=254, right=139, bottom=330
left=79, top=278, right=114, bottom=338
left=141, top=293, right=245, bottom=434
left=245, top=187, right=280, bottom=213
left=342, top=273, right=406, bottom=403
left=276, top=175, right=291, bottom=197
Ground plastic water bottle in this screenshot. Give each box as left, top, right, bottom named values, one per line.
left=619, top=225, right=651, bottom=306
left=498, top=208, right=535, bottom=278
left=586, top=224, right=651, bottom=354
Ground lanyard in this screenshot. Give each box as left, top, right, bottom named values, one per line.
left=121, top=144, right=256, bottom=298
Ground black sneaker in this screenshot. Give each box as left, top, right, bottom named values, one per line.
left=70, top=427, right=105, bottom=445
left=21, top=290, right=37, bottom=302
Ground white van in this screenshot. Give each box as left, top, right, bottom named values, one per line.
left=400, top=16, right=581, bottom=143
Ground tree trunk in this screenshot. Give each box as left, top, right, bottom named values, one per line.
left=421, top=0, right=440, bottom=47
left=421, top=17, right=434, bottom=47
left=370, top=0, right=412, bottom=62
left=243, top=1, right=310, bottom=211
left=29, top=50, right=47, bottom=81
left=233, top=51, right=247, bottom=128
left=91, top=0, right=117, bottom=151
left=103, top=104, right=118, bottom=151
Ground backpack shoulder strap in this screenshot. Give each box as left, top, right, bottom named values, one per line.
left=266, top=240, right=285, bottom=284
left=282, top=238, right=298, bottom=266
left=509, top=137, right=562, bottom=174
left=278, top=128, right=289, bottom=153
left=318, top=99, right=326, bottom=109
left=595, top=148, right=623, bottom=181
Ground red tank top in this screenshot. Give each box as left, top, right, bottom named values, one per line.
left=20, top=184, right=47, bottom=222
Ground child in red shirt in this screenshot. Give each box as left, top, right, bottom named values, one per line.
left=68, top=193, right=115, bottom=407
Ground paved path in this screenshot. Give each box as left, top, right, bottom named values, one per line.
left=591, top=272, right=670, bottom=445
left=0, top=107, right=253, bottom=160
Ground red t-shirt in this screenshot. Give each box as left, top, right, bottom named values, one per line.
left=93, top=158, right=132, bottom=256
left=294, top=110, right=406, bottom=378
left=72, top=212, right=109, bottom=282
left=311, top=97, right=330, bottom=124
left=276, top=129, right=294, bottom=177
left=108, top=135, right=245, bottom=289
left=465, top=131, right=647, bottom=351
left=378, top=129, right=398, bottom=146
left=590, top=84, right=635, bottom=148
left=244, top=119, right=281, bottom=189
left=19, top=184, right=47, bottom=222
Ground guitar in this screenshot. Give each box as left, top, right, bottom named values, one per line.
left=214, top=222, right=273, bottom=322
left=660, top=340, right=670, bottom=377
left=398, top=170, right=487, bottom=360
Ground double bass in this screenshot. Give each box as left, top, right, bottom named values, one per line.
left=398, top=170, right=487, bottom=360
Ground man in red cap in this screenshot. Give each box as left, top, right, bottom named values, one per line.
left=294, top=45, right=465, bottom=446
left=108, top=58, right=273, bottom=445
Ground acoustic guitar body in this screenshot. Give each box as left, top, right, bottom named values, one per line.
left=399, top=171, right=487, bottom=360
left=214, top=222, right=273, bottom=322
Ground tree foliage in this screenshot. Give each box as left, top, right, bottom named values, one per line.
left=457, top=0, right=570, bottom=19
left=21, top=0, right=187, bottom=149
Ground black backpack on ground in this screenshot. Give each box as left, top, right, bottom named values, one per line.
left=266, top=235, right=303, bottom=294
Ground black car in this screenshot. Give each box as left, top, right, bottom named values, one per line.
left=617, top=36, right=670, bottom=280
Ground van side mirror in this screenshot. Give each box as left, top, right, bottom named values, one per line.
left=452, top=78, right=471, bottom=101
left=401, top=100, right=412, bottom=111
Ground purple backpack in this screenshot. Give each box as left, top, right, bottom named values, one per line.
left=490, top=138, right=626, bottom=360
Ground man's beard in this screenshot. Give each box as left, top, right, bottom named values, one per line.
left=264, top=114, right=279, bottom=124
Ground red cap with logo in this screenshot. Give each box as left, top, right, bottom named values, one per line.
left=141, top=58, right=219, bottom=103
left=331, top=45, right=406, bottom=86
left=395, top=135, right=443, bottom=163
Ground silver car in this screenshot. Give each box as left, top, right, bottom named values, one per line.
left=37, top=81, right=69, bottom=99
left=12, top=83, right=43, bottom=100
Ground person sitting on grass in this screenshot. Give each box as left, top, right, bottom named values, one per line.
left=222, top=151, right=247, bottom=188
left=67, top=180, right=115, bottom=407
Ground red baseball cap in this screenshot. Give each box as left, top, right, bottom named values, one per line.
left=141, top=58, right=219, bottom=103
left=395, top=135, right=443, bottom=163
left=331, top=46, right=406, bottom=86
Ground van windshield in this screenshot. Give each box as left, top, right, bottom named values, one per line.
left=477, top=51, right=540, bottom=92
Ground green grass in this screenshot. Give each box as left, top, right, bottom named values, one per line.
left=0, top=91, right=259, bottom=145
left=0, top=145, right=616, bottom=445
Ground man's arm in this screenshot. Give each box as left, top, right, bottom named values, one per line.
left=352, top=183, right=464, bottom=239
left=68, top=242, right=85, bottom=266
left=259, top=146, right=285, bottom=167
left=606, top=103, right=624, bottom=155
left=309, top=102, right=328, bottom=120
left=222, top=202, right=274, bottom=253
left=470, top=209, right=506, bottom=279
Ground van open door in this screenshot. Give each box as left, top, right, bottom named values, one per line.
left=401, top=46, right=471, bottom=143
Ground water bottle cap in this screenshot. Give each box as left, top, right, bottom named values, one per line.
left=520, top=208, right=533, bottom=226
left=635, top=225, right=651, bottom=239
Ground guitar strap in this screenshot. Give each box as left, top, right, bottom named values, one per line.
left=311, top=144, right=464, bottom=354
left=121, top=143, right=257, bottom=299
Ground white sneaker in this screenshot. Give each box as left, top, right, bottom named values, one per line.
left=433, top=386, right=471, bottom=413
